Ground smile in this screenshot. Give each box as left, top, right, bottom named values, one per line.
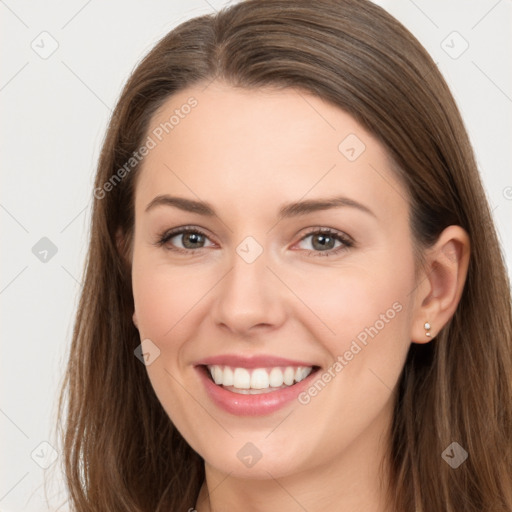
left=195, top=355, right=321, bottom=416
left=207, top=365, right=313, bottom=394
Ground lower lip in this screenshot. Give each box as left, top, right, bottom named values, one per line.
left=196, top=366, right=319, bottom=416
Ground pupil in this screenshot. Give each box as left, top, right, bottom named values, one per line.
left=313, top=234, right=334, bottom=250
left=184, top=233, right=203, bottom=248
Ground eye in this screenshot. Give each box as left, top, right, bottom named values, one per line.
left=155, top=226, right=215, bottom=254
left=154, top=225, right=353, bottom=257
left=295, top=228, right=353, bottom=257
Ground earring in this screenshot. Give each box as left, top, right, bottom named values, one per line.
left=424, top=321, right=432, bottom=337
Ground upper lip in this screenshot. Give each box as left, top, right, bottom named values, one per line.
left=195, top=354, right=319, bottom=369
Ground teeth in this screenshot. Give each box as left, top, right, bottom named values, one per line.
left=269, top=367, right=284, bottom=387
left=295, top=367, right=311, bottom=382
left=213, top=366, right=223, bottom=385
left=283, top=367, right=295, bottom=385
left=207, top=365, right=314, bottom=390
left=251, top=368, right=269, bottom=389
left=223, top=366, right=234, bottom=386
left=233, top=368, right=251, bottom=389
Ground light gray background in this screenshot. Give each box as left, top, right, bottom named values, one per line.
left=1, top=0, right=511, bottom=510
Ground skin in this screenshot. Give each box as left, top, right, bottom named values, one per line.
left=128, top=81, right=470, bottom=512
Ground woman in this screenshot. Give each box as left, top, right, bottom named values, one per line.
left=56, top=0, right=512, bottom=510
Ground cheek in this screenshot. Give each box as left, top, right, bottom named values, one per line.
left=289, top=257, right=415, bottom=416
left=131, top=253, right=213, bottom=340
left=287, top=261, right=413, bottom=352
left=287, top=268, right=413, bottom=456
left=131, top=254, right=202, bottom=430
left=132, top=273, right=173, bottom=339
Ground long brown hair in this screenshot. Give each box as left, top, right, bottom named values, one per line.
left=55, top=0, right=512, bottom=510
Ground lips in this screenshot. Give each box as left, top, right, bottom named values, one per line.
left=196, top=354, right=319, bottom=369
left=194, top=354, right=321, bottom=416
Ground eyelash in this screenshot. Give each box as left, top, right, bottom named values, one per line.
left=154, top=225, right=354, bottom=257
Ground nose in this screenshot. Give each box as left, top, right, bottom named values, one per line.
left=210, top=245, right=287, bottom=337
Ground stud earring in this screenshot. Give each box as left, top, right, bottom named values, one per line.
left=424, top=321, right=432, bottom=337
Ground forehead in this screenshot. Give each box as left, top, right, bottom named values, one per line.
left=135, top=81, right=409, bottom=224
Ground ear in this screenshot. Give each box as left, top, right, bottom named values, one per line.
left=410, top=225, right=470, bottom=343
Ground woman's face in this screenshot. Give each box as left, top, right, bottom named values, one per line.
left=131, top=81, right=421, bottom=479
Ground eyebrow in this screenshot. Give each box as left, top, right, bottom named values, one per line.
left=145, top=194, right=376, bottom=219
